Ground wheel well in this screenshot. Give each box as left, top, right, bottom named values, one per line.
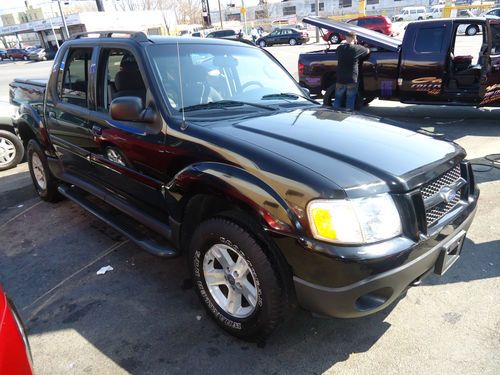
left=16, top=121, right=36, bottom=146
left=181, top=193, right=295, bottom=305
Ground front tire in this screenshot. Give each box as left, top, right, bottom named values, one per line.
left=189, top=217, right=286, bottom=341
left=465, top=25, right=479, bottom=36
left=27, top=140, right=61, bottom=202
left=259, top=40, right=266, bottom=48
left=0, top=130, right=24, bottom=171
left=23, top=55, right=28, bottom=61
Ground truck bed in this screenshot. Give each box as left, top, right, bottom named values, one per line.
left=9, top=78, right=47, bottom=107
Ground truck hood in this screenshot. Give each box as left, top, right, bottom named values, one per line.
left=302, top=16, right=401, bottom=52
left=212, top=107, right=463, bottom=197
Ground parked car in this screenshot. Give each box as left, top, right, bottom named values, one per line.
left=481, top=7, right=500, bottom=18
left=392, top=6, right=427, bottom=22
left=256, top=27, right=309, bottom=47
left=28, top=48, right=57, bottom=61
left=0, top=286, right=34, bottom=375
left=323, top=15, right=393, bottom=44
left=13, top=31, right=478, bottom=341
left=0, top=102, right=24, bottom=171
left=0, top=49, right=7, bottom=61
left=205, top=29, right=255, bottom=45
left=6, top=48, right=30, bottom=61
left=299, top=17, right=500, bottom=108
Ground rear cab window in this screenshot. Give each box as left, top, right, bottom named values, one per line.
left=414, top=28, right=445, bottom=53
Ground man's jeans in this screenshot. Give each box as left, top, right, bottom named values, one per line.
left=333, top=83, right=358, bottom=111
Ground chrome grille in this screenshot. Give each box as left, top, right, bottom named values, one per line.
left=420, top=165, right=463, bottom=227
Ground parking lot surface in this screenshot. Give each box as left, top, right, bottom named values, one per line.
left=0, top=42, right=499, bottom=375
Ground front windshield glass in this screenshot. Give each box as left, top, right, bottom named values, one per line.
left=147, top=43, right=308, bottom=116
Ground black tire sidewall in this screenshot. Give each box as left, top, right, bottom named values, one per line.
left=189, top=218, right=282, bottom=340
left=0, top=130, right=24, bottom=171
left=27, top=140, right=59, bottom=201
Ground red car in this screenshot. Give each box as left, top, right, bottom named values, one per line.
left=0, top=286, right=34, bottom=375
left=323, top=15, right=393, bottom=44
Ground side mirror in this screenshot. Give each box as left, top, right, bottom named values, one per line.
left=110, top=96, right=154, bottom=123
left=300, top=86, right=311, bottom=97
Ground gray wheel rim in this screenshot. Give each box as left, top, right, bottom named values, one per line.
left=31, top=152, right=47, bottom=190
left=330, top=34, right=339, bottom=43
left=259, top=41, right=265, bottom=47
left=0, top=137, right=16, bottom=166
left=203, top=243, right=258, bottom=319
left=466, top=27, right=476, bottom=36
left=290, top=39, right=297, bottom=45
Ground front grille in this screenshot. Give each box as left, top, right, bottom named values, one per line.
left=420, top=164, right=463, bottom=227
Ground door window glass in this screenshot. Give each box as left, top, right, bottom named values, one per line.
left=60, top=48, right=92, bottom=107
left=415, top=28, right=445, bottom=53
left=97, top=48, right=147, bottom=112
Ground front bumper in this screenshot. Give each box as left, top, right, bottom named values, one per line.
left=292, top=204, right=477, bottom=318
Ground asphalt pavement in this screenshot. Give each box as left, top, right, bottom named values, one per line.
left=0, top=41, right=499, bottom=375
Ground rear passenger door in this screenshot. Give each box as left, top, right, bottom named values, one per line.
left=87, top=46, right=169, bottom=216
left=45, top=47, right=94, bottom=176
left=399, top=23, right=450, bottom=103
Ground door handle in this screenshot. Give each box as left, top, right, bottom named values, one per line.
left=91, top=125, right=102, bottom=136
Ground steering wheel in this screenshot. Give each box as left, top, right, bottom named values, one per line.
left=241, top=81, right=264, bottom=92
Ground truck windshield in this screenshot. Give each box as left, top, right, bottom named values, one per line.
left=147, top=43, right=309, bottom=115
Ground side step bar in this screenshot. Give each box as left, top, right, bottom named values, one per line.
left=58, top=184, right=179, bottom=258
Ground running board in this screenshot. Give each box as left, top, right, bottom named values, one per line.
left=57, top=184, right=179, bottom=258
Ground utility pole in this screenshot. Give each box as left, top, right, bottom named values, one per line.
left=315, top=0, right=319, bottom=43
left=218, top=0, right=223, bottom=28
left=54, top=0, right=70, bottom=40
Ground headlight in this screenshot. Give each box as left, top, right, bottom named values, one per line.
left=307, top=194, right=402, bottom=245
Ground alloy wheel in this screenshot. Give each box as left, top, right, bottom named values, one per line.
left=203, top=243, right=258, bottom=319
left=31, top=152, right=47, bottom=190
left=0, top=137, right=16, bottom=167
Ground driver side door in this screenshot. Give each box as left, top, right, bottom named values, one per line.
left=87, top=45, right=169, bottom=216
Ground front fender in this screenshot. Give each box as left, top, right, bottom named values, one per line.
left=167, top=162, right=304, bottom=235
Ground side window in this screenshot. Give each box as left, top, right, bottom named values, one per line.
left=60, top=48, right=92, bottom=107
left=97, top=48, right=147, bottom=113
left=415, top=28, right=445, bottom=53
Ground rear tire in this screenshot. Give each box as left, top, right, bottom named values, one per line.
left=289, top=38, right=297, bottom=46
left=23, top=55, right=28, bottom=61
left=9, top=56, right=14, bottom=61
left=27, top=140, right=61, bottom=202
left=329, top=34, right=340, bottom=44
left=0, top=130, right=24, bottom=171
left=259, top=40, right=266, bottom=48
left=323, top=83, right=336, bottom=107
left=189, top=217, right=286, bottom=341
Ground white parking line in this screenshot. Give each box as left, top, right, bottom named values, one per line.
left=23, top=239, right=130, bottom=316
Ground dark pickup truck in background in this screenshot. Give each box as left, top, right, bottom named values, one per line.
left=12, top=31, right=478, bottom=341
left=299, top=17, right=500, bottom=107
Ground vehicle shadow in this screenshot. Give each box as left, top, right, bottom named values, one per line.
left=362, top=103, right=500, bottom=142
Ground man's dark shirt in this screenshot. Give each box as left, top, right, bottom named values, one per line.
left=336, top=43, right=370, bottom=84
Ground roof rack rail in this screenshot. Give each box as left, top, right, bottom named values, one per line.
left=71, top=31, right=149, bottom=42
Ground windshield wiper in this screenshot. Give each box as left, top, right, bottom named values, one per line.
left=261, top=92, right=317, bottom=103
left=180, top=100, right=275, bottom=112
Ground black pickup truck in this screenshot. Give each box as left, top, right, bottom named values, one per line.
left=299, top=17, right=500, bottom=107
left=12, top=31, right=478, bottom=341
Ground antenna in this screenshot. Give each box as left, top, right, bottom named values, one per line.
left=176, top=41, right=186, bottom=127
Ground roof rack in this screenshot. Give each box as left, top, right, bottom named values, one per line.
left=71, top=31, right=149, bottom=42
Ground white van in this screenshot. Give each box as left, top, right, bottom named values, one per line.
left=428, top=5, right=444, bottom=19
left=392, top=7, right=427, bottom=22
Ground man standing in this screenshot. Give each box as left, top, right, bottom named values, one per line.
left=333, top=31, right=370, bottom=111
left=251, top=27, right=258, bottom=43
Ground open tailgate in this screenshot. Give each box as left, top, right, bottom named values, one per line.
left=302, top=16, right=402, bottom=52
